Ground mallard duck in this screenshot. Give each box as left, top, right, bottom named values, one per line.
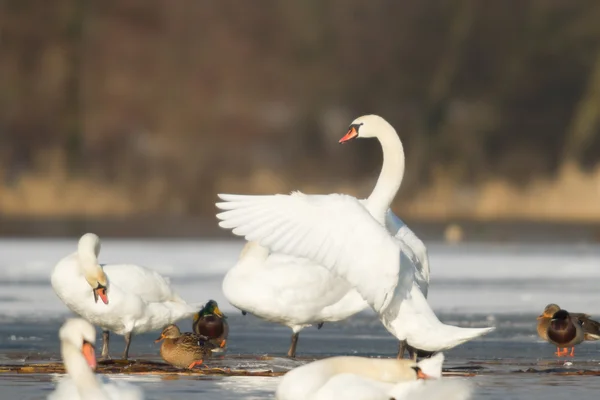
left=193, top=300, right=229, bottom=349
left=537, top=303, right=600, bottom=349
left=538, top=307, right=584, bottom=357
left=155, top=324, right=215, bottom=369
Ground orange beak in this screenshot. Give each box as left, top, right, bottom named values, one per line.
left=339, top=126, right=358, bottom=143
left=416, top=369, right=431, bottom=380
left=154, top=334, right=165, bottom=343
left=82, top=342, right=97, bottom=370
left=93, top=287, right=108, bottom=305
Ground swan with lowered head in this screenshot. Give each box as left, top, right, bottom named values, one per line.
left=216, top=117, right=495, bottom=354
left=222, top=115, right=430, bottom=358
left=276, top=353, right=472, bottom=400
left=48, top=318, right=143, bottom=400
left=51, top=233, right=199, bottom=360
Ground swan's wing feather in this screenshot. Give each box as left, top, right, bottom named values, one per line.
left=217, top=193, right=401, bottom=312
left=385, top=209, right=430, bottom=297
left=102, top=264, right=183, bottom=304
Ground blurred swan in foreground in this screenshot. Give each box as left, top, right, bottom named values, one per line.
left=51, top=233, right=199, bottom=359
left=48, top=318, right=143, bottom=400
left=276, top=353, right=472, bottom=400
left=216, top=176, right=494, bottom=352
left=222, top=115, right=431, bottom=358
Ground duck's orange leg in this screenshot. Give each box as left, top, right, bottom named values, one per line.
left=555, top=347, right=569, bottom=357
left=569, top=347, right=575, bottom=357
left=188, top=360, right=204, bottom=369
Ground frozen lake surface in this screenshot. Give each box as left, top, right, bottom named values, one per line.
left=1, top=238, right=600, bottom=399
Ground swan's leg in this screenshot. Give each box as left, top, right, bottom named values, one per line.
left=409, top=347, right=418, bottom=362
left=287, top=333, right=299, bottom=358
left=122, top=332, right=133, bottom=360
left=99, top=330, right=111, bottom=360
left=397, top=340, right=407, bottom=359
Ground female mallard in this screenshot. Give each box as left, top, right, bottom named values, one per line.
left=538, top=308, right=584, bottom=357
left=537, top=303, right=600, bottom=349
left=155, top=324, right=215, bottom=369
left=193, top=300, right=229, bottom=349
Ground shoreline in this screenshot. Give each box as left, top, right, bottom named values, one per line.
left=1, top=216, right=599, bottom=243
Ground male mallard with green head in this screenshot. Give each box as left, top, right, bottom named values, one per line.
left=193, top=300, right=229, bottom=350
left=155, top=324, right=216, bottom=369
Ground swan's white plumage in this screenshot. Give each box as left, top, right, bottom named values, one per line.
left=276, top=353, right=471, bottom=400
left=216, top=192, right=494, bottom=351
left=51, top=234, right=197, bottom=338
left=222, top=115, right=434, bottom=352
left=48, top=318, right=143, bottom=400
left=385, top=210, right=430, bottom=297
left=222, top=241, right=367, bottom=333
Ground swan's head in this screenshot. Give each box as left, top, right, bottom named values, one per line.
left=77, top=233, right=109, bottom=305
left=538, top=303, right=561, bottom=320
left=339, top=114, right=394, bottom=143
left=155, top=324, right=182, bottom=342
left=59, top=318, right=97, bottom=370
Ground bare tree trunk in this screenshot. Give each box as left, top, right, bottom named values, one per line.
left=404, top=0, right=476, bottom=193
left=64, top=0, right=86, bottom=170
left=562, top=49, right=600, bottom=166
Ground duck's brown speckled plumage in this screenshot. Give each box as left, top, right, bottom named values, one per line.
left=193, top=300, right=229, bottom=349
left=155, top=324, right=216, bottom=369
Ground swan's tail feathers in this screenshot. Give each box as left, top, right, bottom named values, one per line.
left=417, top=353, right=444, bottom=379
left=394, top=285, right=495, bottom=352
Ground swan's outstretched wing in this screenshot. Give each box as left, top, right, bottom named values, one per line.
left=216, top=192, right=402, bottom=312
left=385, top=209, right=430, bottom=297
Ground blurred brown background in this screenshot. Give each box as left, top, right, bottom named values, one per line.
left=1, top=0, right=600, bottom=238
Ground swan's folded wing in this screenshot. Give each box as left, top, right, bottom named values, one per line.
left=217, top=192, right=401, bottom=312
left=385, top=209, right=430, bottom=297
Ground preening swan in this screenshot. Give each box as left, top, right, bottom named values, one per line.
left=216, top=117, right=494, bottom=352
left=222, top=115, right=429, bottom=358
left=276, top=353, right=472, bottom=400
left=51, top=233, right=198, bottom=359
left=48, top=318, right=143, bottom=400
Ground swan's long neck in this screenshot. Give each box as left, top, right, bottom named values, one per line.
left=61, top=342, right=106, bottom=399
left=77, top=251, right=101, bottom=278
left=366, top=127, right=405, bottom=224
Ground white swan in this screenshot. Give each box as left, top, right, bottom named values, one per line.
left=276, top=353, right=472, bottom=400
left=222, top=115, right=430, bottom=358
left=51, top=233, right=198, bottom=359
left=223, top=241, right=367, bottom=357
left=48, top=318, right=143, bottom=400
left=215, top=121, right=495, bottom=351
